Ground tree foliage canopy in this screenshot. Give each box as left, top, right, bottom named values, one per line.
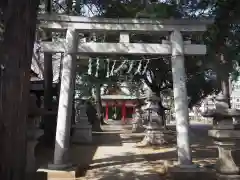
left=39, top=0, right=240, bottom=107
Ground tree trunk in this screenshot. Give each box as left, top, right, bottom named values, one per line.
left=96, top=83, right=104, bottom=123
left=221, top=74, right=230, bottom=106
left=42, top=0, right=55, bottom=146
left=66, top=0, right=73, bottom=14
left=93, top=83, right=103, bottom=131
left=217, top=53, right=231, bottom=107
left=143, top=76, right=168, bottom=128
left=154, top=91, right=168, bottom=130
left=159, top=102, right=167, bottom=130
left=0, top=0, right=40, bottom=179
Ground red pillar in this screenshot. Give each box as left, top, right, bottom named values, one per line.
left=105, top=102, right=109, bottom=120
left=122, top=102, right=126, bottom=123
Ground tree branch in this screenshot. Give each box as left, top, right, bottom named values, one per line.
left=143, top=72, right=159, bottom=93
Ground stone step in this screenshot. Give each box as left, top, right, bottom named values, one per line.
left=37, top=165, right=87, bottom=180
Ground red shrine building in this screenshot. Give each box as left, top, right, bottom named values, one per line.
left=101, top=87, right=141, bottom=123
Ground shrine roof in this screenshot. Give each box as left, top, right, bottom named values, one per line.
left=101, top=94, right=140, bottom=100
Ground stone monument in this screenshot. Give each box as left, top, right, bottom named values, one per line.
left=72, top=100, right=92, bottom=143
left=202, top=94, right=240, bottom=180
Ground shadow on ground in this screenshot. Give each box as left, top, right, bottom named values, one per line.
left=84, top=168, right=161, bottom=180
left=34, top=124, right=219, bottom=180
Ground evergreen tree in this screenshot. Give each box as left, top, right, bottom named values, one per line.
left=0, top=0, right=40, bottom=179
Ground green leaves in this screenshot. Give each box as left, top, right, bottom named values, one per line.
left=70, top=0, right=240, bottom=106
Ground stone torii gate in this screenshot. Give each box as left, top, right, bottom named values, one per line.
left=38, top=14, right=211, bottom=169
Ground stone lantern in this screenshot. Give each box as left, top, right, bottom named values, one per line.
left=72, top=99, right=92, bottom=143
left=202, top=94, right=240, bottom=179
left=136, top=92, right=165, bottom=146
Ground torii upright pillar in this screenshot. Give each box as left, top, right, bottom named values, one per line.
left=170, top=30, right=193, bottom=166
left=49, top=28, right=77, bottom=169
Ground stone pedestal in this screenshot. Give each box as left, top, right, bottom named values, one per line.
left=72, top=102, right=92, bottom=144
left=202, top=95, right=240, bottom=179
left=26, top=127, right=44, bottom=173
left=209, top=130, right=240, bottom=176
left=143, top=122, right=165, bottom=145
left=72, top=124, right=92, bottom=143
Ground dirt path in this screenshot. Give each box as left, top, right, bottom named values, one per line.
left=81, top=125, right=161, bottom=180
left=36, top=124, right=217, bottom=180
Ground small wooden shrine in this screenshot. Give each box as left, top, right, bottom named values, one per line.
left=101, top=87, right=142, bottom=123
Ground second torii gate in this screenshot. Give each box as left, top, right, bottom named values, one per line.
left=38, top=14, right=211, bottom=169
